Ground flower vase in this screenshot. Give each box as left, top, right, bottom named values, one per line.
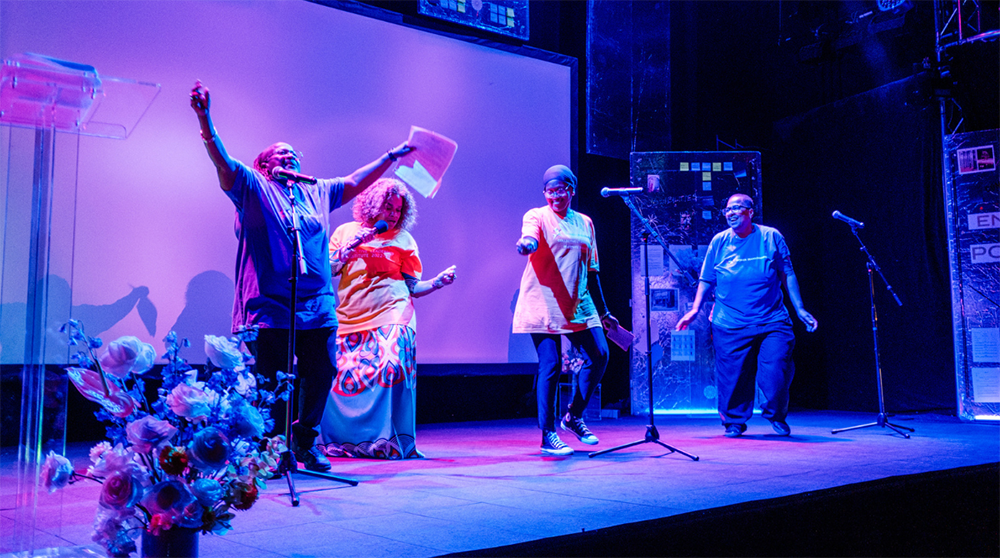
left=141, top=527, right=200, bottom=557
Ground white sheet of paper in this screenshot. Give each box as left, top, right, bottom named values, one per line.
left=670, top=330, right=695, bottom=361
left=971, top=328, right=1000, bottom=362
left=392, top=126, right=458, bottom=198
left=639, top=244, right=664, bottom=276
left=971, top=367, right=1000, bottom=403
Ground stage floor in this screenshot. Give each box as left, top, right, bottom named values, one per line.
left=2, top=411, right=998, bottom=557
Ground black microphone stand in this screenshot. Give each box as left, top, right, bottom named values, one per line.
left=831, top=225, right=913, bottom=439
left=590, top=196, right=697, bottom=461
left=274, top=179, right=357, bottom=508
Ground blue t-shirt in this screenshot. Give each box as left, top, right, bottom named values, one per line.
left=226, top=161, right=345, bottom=333
left=699, top=224, right=795, bottom=328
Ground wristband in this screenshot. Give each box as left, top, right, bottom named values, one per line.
left=387, top=149, right=398, bottom=162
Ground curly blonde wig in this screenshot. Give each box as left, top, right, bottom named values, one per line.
left=352, top=177, right=417, bottom=231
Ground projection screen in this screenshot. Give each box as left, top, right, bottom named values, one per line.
left=0, top=0, right=574, bottom=365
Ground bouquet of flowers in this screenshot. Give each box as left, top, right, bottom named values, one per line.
left=41, top=321, right=292, bottom=557
left=562, top=346, right=587, bottom=375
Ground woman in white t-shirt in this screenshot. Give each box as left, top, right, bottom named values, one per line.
left=319, top=178, right=456, bottom=459
left=513, top=165, right=618, bottom=456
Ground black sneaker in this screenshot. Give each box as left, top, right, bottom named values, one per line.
left=724, top=424, right=747, bottom=438
left=770, top=420, right=791, bottom=436
left=541, top=430, right=574, bottom=456
left=560, top=412, right=598, bottom=445
left=294, top=445, right=332, bottom=472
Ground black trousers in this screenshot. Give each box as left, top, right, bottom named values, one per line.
left=531, top=327, right=609, bottom=432
left=712, top=320, right=795, bottom=426
left=251, top=327, right=337, bottom=449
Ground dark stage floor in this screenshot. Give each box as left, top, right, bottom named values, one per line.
left=2, top=411, right=998, bottom=557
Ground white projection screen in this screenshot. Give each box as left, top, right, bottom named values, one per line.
left=0, top=0, right=573, bottom=365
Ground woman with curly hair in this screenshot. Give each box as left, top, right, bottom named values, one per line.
left=319, top=178, right=456, bottom=459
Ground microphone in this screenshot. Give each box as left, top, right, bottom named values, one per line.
left=832, top=210, right=864, bottom=229
left=601, top=187, right=644, bottom=197
left=341, top=220, right=390, bottom=257
left=271, top=166, right=318, bottom=185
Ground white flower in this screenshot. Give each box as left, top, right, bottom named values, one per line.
left=166, top=382, right=219, bottom=423
left=234, top=371, right=257, bottom=396
left=100, top=336, right=156, bottom=379
left=204, top=335, right=245, bottom=371
left=40, top=451, right=74, bottom=493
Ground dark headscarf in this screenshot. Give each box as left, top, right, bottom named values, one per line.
left=542, top=165, right=577, bottom=189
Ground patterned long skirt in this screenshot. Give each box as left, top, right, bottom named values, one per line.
left=318, top=324, right=421, bottom=459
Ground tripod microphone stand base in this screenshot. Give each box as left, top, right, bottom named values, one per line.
left=276, top=450, right=359, bottom=507
left=831, top=413, right=913, bottom=439
left=589, top=424, right=699, bottom=460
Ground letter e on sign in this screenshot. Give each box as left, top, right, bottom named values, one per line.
left=969, top=212, right=1000, bottom=231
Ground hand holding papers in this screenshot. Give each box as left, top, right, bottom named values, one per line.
left=392, top=126, right=457, bottom=198
left=606, top=323, right=636, bottom=351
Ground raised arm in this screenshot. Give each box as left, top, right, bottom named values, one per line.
left=190, top=81, right=238, bottom=192
left=341, top=142, right=412, bottom=204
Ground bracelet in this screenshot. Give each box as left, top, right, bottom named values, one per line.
left=432, top=278, right=444, bottom=289
left=387, top=149, right=398, bottom=162
left=600, top=311, right=612, bottom=320
left=200, top=130, right=217, bottom=143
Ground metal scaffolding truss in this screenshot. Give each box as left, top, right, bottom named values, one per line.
left=934, top=0, right=988, bottom=48
left=934, top=0, right=999, bottom=136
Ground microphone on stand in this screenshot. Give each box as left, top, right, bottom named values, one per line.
left=832, top=210, right=864, bottom=229
left=271, top=166, right=318, bottom=185
left=601, top=187, right=644, bottom=197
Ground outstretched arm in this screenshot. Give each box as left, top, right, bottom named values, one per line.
left=190, top=81, right=238, bottom=192
left=675, top=280, right=712, bottom=330
left=405, top=265, right=457, bottom=299
left=515, top=236, right=538, bottom=255
left=341, top=143, right=413, bottom=204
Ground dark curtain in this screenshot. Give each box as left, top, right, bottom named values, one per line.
left=769, top=75, right=953, bottom=413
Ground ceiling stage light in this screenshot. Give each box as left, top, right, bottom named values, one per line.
left=876, top=0, right=913, bottom=13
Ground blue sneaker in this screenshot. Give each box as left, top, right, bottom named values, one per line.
left=541, top=430, right=574, bottom=456
left=725, top=424, right=747, bottom=438
left=770, top=420, right=791, bottom=436
left=560, top=412, right=599, bottom=445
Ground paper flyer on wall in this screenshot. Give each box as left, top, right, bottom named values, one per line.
left=391, top=126, right=458, bottom=198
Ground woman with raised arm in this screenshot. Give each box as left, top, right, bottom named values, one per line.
left=189, top=81, right=411, bottom=472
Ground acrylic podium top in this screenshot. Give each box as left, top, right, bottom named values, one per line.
left=0, top=53, right=159, bottom=139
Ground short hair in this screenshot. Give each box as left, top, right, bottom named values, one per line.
left=253, top=143, right=297, bottom=176
left=352, top=178, right=417, bottom=231
left=728, top=193, right=754, bottom=207
left=253, top=146, right=274, bottom=175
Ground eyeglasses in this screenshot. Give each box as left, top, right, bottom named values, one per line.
left=544, top=185, right=572, bottom=197
left=273, top=148, right=303, bottom=160
left=723, top=205, right=751, bottom=215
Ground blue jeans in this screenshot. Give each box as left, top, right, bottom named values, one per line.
left=712, top=320, right=795, bottom=426
left=531, top=328, right=609, bottom=432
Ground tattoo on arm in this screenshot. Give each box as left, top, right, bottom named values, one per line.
left=403, top=273, right=419, bottom=294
